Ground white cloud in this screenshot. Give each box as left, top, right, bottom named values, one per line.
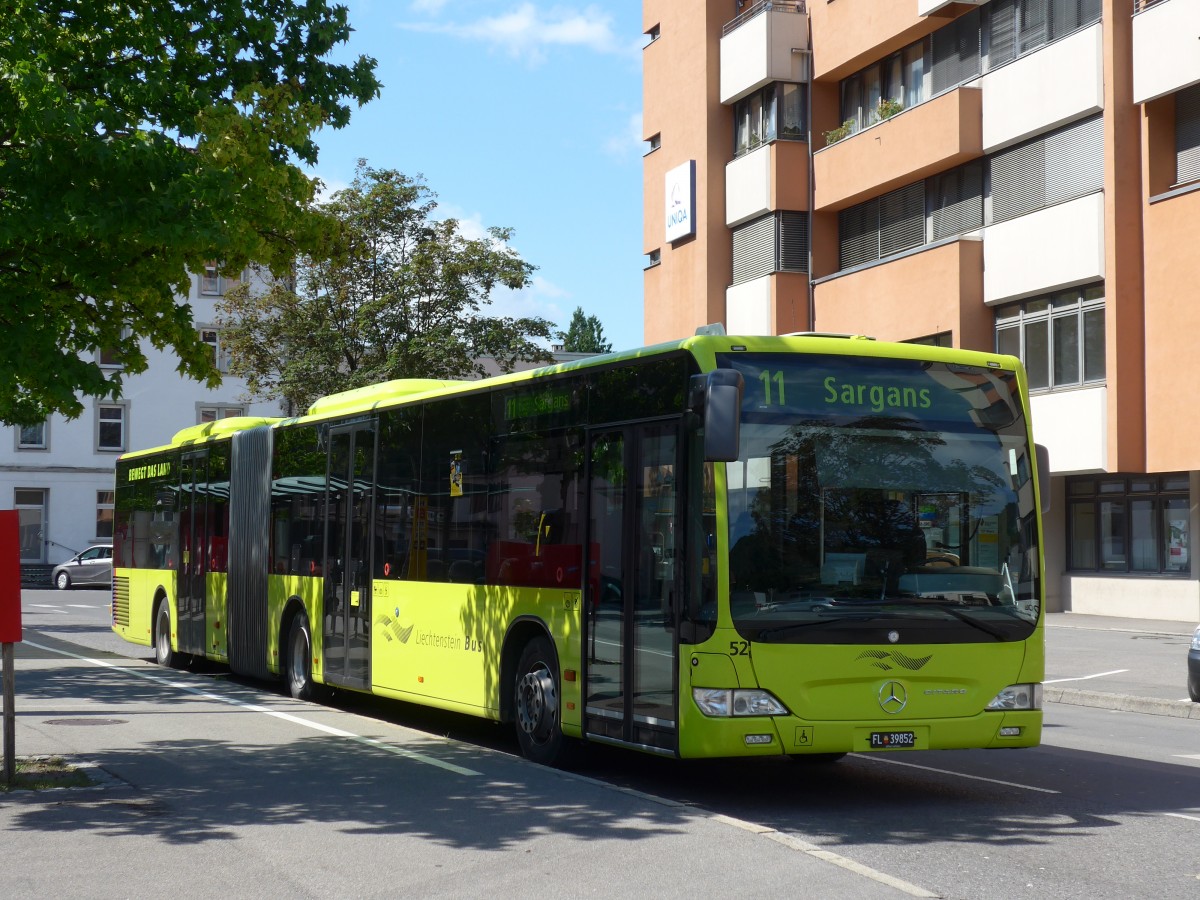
left=311, top=175, right=352, bottom=202
left=398, top=3, right=639, bottom=64
left=604, top=111, right=643, bottom=160
left=487, top=275, right=571, bottom=331
left=409, top=0, right=449, bottom=13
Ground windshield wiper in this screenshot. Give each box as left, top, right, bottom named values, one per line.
left=881, top=600, right=1009, bottom=640
left=753, top=611, right=890, bottom=641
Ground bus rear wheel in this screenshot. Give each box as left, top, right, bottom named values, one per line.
left=287, top=614, right=317, bottom=701
left=514, top=636, right=565, bottom=766
left=154, top=601, right=177, bottom=669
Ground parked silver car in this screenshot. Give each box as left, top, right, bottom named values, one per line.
left=1189, top=625, right=1200, bottom=703
left=51, top=544, right=113, bottom=590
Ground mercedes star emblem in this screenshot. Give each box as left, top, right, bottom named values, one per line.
left=879, top=681, right=908, bottom=714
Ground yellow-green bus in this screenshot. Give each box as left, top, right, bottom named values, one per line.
left=111, top=331, right=1047, bottom=765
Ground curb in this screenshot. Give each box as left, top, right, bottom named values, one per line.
left=1045, top=687, right=1200, bottom=720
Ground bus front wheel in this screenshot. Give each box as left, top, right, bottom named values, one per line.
left=514, top=636, right=565, bottom=766
left=287, top=614, right=317, bottom=701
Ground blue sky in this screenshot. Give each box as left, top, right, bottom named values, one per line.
left=304, top=1, right=647, bottom=352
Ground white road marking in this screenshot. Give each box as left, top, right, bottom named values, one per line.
left=22, top=640, right=481, bottom=777
left=856, top=753, right=1060, bottom=794
left=1044, top=669, right=1129, bottom=684
left=1173, top=754, right=1200, bottom=761
left=1163, top=812, right=1200, bottom=823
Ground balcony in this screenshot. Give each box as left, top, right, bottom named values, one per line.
left=1029, top=389, right=1108, bottom=474
left=983, top=193, right=1105, bottom=305
left=808, top=0, right=942, bottom=82
left=812, top=239, right=987, bottom=346
left=726, top=141, right=810, bottom=227
left=918, top=0, right=987, bottom=15
left=814, top=87, right=982, bottom=212
left=982, top=23, right=1103, bottom=153
left=1133, top=0, right=1200, bottom=104
left=720, top=1, right=809, bottom=105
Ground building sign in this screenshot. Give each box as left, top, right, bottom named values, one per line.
left=664, top=160, right=696, bottom=243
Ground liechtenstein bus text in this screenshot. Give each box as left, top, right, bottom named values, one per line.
left=111, top=334, right=1046, bottom=765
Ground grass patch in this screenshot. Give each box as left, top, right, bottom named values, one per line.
left=2, top=756, right=95, bottom=792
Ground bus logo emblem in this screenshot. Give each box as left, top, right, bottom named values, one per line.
left=879, top=681, right=907, bottom=714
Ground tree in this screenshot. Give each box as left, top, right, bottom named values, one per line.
left=0, top=0, right=381, bottom=425
left=559, top=307, right=613, bottom=354
left=216, top=164, right=554, bottom=413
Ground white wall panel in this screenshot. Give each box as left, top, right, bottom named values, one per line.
left=726, top=146, right=772, bottom=227
left=1133, top=0, right=1200, bottom=104
left=726, top=276, right=773, bottom=335
left=1029, top=386, right=1107, bottom=475
left=981, top=23, right=1103, bottom=153
left=984, top=193, right=1104, bottom=305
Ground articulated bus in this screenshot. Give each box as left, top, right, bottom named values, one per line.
left=111, top=332, right=1047, bottom=765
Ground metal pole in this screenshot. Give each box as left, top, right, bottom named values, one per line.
left=2, top=642, right=14, bottom=784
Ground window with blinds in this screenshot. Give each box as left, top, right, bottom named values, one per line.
left=838, top=183, right=925, bottom=270
left=986, top=0, right=1102, bottom=70
left=731, top=213, right=809, bottom=284
left=1176, top=84, right=1200, bottom=186
left=928, top=161, right=984, bottom=240
left=931, top=9, right=981, bottom=96
left=991, top=114, right=1103, bottom=223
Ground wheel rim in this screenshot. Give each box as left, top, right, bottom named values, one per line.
left=156, top=609, right=169, bottom=661
left=289, top=625, right=308, bottom=692
left=516, top=663, right=557, bottom=743
left=57, top=573, right=68, bottom=589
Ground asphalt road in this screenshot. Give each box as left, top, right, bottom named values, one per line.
left=4, top=589, right=1199, bottom=899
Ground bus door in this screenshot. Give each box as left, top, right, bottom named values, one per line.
left=178, top=451, right=209, bottom=656
left=323, top=422, right=377, bottom=689
left=584, top=421, right=681, bottom=753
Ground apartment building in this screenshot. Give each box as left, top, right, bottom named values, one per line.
left=2, top=266, right=283, bottom=572
left=643, top=0, right=1200, bottom=620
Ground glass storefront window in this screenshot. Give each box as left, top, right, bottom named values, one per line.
left=1068, top=475, right=1189, bottom=576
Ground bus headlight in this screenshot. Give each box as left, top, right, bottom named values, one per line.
left=692, top=688, right=788, bottom=717
left=986, top=683, right=1042, bottom=711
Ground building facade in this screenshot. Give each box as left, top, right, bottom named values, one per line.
left=2, top=267, right=283, bottom=571
left=643, top=0, right=1200, bottom=621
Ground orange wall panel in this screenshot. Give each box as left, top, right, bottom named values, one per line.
left=771, top=140, right=810, bottom=211
left=1144, top=188, right=1200, bottom=471
left=809, top=0, right=947, bottom=82
left=814, top=87, right=983, bottom=211
left=812, top=240, right=985, bottom=345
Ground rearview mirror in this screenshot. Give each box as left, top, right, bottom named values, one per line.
left=1035, top=443, right=1051, bottom=514
left=691, top=370, right=744, bottom=462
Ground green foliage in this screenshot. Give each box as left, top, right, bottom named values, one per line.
left=823, top=119, right=855, bottom=146
left=559, top=307, right=613, bottom=354
left=877, top=98, right=904, bottom=120
left=0, top=0, right=380, bottom=425
left=217, top=163, right=554, bottom=413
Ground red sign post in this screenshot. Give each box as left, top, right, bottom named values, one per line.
left=1, top=509, right=21, bottom=784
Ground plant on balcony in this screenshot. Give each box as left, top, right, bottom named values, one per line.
left=823, top=119, right=854, bottom=146
left=877, top=98, right=904, bottom=120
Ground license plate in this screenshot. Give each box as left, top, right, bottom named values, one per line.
left=869, top=731, right=916, bottom=749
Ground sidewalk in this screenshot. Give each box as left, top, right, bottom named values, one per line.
left=1044, top=611, right=1200, bottom=721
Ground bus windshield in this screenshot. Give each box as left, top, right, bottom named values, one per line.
left=719, top=353, right=1040, bottom=645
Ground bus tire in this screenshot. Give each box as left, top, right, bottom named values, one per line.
left=154, top=600, right=178, bottom=669
left=514, top=636, right=566, bottom=766
left=286, top=614, right=317, bottom=701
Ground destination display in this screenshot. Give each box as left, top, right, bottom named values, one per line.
left=718, top=353, right=1020, bottom=429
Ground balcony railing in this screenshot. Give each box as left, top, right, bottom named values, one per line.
left=723, top=0, right=806, bottom=37
left=1133, top=0, right=1170, bottom=11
